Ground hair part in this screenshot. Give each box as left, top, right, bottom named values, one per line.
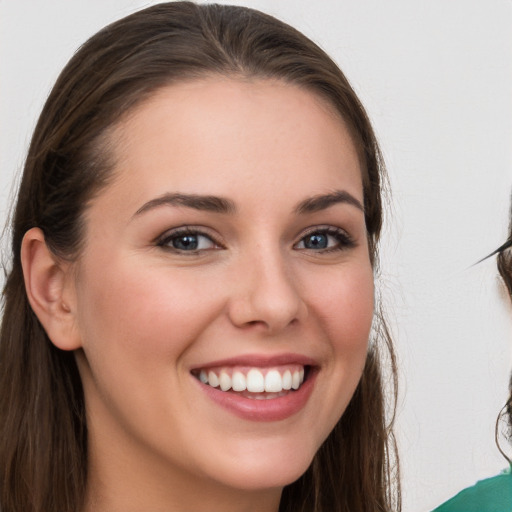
left=0, top=3, right=399, bottom=511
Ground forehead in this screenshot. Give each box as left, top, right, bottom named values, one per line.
left=100, top=77, right=363, bottom=212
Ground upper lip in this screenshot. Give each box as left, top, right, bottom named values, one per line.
left=189, top=353, right=318, bottom=371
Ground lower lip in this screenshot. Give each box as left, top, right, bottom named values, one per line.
left=195, top=371, right=317, bottom=422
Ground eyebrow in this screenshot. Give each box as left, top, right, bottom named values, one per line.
left=134, top=193, right=236, bottom=216
left=133, top=189, right=363, bottom=218
left=295, top=190, right=364, bottom=214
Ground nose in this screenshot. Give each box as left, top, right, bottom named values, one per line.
left=227, top=248, right=307, bottom=333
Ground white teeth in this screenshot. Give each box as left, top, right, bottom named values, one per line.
left=231, top=371, right=246, bottom=392
left=291, top=370, right=300, bottom=390
left=197, top=365, right=307, bottom=394
left=219, top=371, right=231, bottom=391
left=246, top=369, right=265, bottom=392
left=208, top=371, right=219, bottom=388
left=282, top=370, right=292, bottom=390
left=264, top=370, right=283, bottom=392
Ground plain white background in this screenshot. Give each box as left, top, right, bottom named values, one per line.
left=1, top=1, right=512, bottom=510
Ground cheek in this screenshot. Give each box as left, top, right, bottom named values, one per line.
left=75, top=259, right=226, bottom=365
left=306, top=262, right=374, bottom=353
left=295, top=261, right=374, bottom=447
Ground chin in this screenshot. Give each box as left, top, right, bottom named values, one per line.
left=205, top=438, right=317, bottom=492
left=219, top=465, right=310, bottom=493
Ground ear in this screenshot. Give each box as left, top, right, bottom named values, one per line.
left=21, top=227, right=82, bottom=351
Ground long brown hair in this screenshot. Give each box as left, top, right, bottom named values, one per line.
left=0, top=3, right=400, bottom=511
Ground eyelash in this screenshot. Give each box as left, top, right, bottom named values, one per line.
left=156, top=225, right=355, bottom=254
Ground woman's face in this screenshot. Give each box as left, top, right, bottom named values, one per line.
left=70, top=78, right=374, bottom=502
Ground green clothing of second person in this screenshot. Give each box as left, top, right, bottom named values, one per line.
left=432, top=466, right=512, bottom=512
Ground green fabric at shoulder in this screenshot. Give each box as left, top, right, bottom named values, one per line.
left=432, top=468, right=512, bottom=512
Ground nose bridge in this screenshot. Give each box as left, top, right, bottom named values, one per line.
left=229, top=242, right=305, bottom=332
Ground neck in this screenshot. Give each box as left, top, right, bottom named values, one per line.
left=83, top=479, right=281, bottom=512
left=82, top=426, right=282, bottom=512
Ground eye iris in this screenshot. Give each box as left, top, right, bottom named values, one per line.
left=305, top=233, right=328, bottom=249
left=173, top=235, right=198, bottom=250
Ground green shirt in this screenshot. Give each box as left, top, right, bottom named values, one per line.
left=432, top=467, right=512, bottom=512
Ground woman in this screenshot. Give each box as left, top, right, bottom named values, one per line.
left=433, top=219, right=512, bottom=511
left=0, top=3, right=399, bottom=511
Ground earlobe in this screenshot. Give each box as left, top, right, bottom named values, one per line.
left=21, top=227, right=82, bottom=351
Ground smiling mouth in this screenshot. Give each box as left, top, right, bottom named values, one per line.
left=192, top=365, right=308, bottom=399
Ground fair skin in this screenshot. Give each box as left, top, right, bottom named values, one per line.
left=22, top=78, right=374, bottom=512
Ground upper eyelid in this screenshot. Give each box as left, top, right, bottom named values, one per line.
left=296, top=224, right=352, bottom=239
left=156, top=225, right=212, bottom=236
left=154, top=224, right=355, bottom=247
left=155, top=226, right=222, bottom=246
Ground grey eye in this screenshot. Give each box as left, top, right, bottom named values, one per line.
left=302, top=233, right=329, bottom=249
left=295, top=228, right=355, bottom=252
left=160, top=231, right=218, bottom=252
left=172, top=234, right=200, bottom=250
